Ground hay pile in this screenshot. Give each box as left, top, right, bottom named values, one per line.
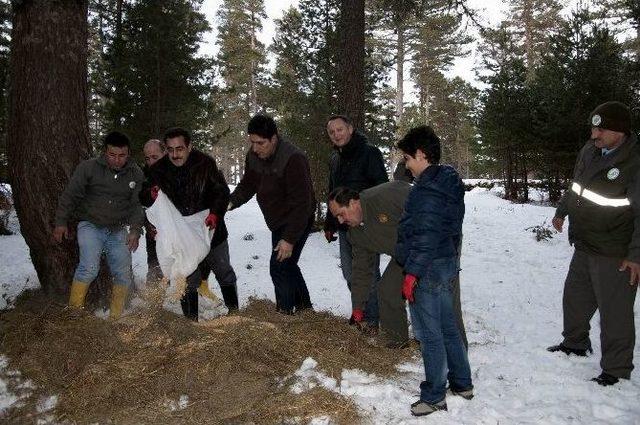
left=0, top=291, right=413, bottom=424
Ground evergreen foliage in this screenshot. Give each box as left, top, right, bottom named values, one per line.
left=100, top=0, right=211, bottom=156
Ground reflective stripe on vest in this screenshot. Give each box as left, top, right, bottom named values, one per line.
left=571, top=182, right=631, bottom=207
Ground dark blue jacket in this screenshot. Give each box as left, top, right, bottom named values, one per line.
left=396, top=165, right=465, bottom=278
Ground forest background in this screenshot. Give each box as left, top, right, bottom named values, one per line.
left=0, top=0, right=638, bottom=296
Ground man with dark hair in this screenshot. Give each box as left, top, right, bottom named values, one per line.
left=142, top=139, right=166, bottom=284
left=548, top=101, right=640, bottom=386
left=229, top=114, right=316, bottom=315
left=328, top=181, right=411, bottom=348
left=396, top=125, right=472, bottom=416
left=325, top=114, right=388, bottom=327
left=140, top=127, right=238, bottom=321
left=54, top=131, right=144, bottom=319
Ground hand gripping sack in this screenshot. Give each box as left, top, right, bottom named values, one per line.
left=145, top=190, right=213, bottom=283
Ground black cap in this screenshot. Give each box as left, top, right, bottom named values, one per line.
left=589, top=101, right=632, bottom=134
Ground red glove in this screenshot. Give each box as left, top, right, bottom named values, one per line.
left=402, top=274, right=418, bottom=303
left=351, top=308, right=364, bottom=323
left=205, top=213, right=218, bottom=230
left=324, top=230, right=337, bottom=242
left=150, top=185, right=159, bottom=200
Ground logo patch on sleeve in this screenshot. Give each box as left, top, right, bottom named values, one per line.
left=607, top=168, right=620, bottom=180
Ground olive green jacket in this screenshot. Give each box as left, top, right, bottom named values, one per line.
left=55, top=156, right=144, bottom=233
left=556, top=134, right=640, bottom=261
left=348, top=181, right=412, bottom=310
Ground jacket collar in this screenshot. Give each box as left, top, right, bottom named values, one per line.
left=97, top=154, right=134, bottom=173
left=415, top=164, right=440, bottom=184
left=336, top=131, right=367, bottom=157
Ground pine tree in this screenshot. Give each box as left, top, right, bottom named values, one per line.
left=209, top=0, right=268, bottom=183
left=0, top=0, right=10, bottom=183
left=505, top=0, right=564, bottom=80
left=106, top=0, right=211, bottom=153
left=266, top=1, right=339, bottom=218
left=8, top=0, right=92, bottom=294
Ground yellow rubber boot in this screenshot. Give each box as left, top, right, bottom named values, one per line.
left=198, top=280, right=222, bottom=304
left=110, top=284, right=128, bottom=320
left=68, top=280, right=89, bottom=308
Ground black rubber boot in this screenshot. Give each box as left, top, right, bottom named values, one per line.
left=220, top=284, right=239, bottom=311
left=592, top=372, right=619, bottom=386
left=180, top=290, right=199, bottom=321
left=547, top=342, right=592, bottom=357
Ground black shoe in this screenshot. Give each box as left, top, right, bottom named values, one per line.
left=180, top=290, right=198, bottom=322
left=591, top=372, right=619, bottom=386
left=220, top=284, right=239, bottom=311
left=385, top=339, right=410, bottom=349
left=295, top=302, right=313, bottom=313
left=276, top=307, right=294, bottom=315
left=547, top=343, right=591, bottom=357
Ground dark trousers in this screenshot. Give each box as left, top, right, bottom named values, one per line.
left=561, top=249, right=638, bottom=378
left=182, top=240, right=238, bottom=319
left=145, top=230, right=163, bottom=283
left=338, top=229, right=381, bottom=325
left=270, top=222, right=312, bottom=313
left=378, top=259, right=409, bottom=344
left=198, top=240, right=239, bottom=309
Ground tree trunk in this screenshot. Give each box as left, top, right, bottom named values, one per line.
left=395, top=24, right=405, bottom=128
left=337, top=0, right=365, bottom=130
left=7, top=0, right=91, bottom=296
left=250, top=10, right=259, bottom=115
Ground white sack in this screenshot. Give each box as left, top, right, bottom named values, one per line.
left=145, top=190, right=213, bottom=282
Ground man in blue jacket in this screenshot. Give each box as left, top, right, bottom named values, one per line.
left=396, top=126, right=473, bottom=417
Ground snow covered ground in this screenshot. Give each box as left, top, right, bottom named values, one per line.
left=1, top=187, right=639, bottom=424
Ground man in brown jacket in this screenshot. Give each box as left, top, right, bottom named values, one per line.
left=229, top=114, right=316, bottom=315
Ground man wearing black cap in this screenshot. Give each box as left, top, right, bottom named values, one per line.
left=548, top=101, right=640, bottom=386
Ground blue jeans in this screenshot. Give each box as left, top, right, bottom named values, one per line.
left=74, top=221, right=133, bottom=287
left=270, top=221, right=312, bottom=313
left=410, top=257, right=472, bottom=403
left=338, top=229, right=380, bottom=324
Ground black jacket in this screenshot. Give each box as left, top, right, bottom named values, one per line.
left=325, top=131, right=388, bottom=232
left=140, top=150, right=230, bottom=247
left=556, top=134, right=640, bottom=261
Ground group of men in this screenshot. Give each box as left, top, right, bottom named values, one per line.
left=52, top=100, right=639, bottom=416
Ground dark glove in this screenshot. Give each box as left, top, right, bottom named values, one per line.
left=324, top=230, right=337, bottom=243
left=402, top=274, right=418, bottom=303
left=205, top=213, right=219, bottom=230
left=150, top=185, right=159, bottom=200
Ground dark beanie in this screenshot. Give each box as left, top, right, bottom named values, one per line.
left=589, top=101, right=631, bottom=134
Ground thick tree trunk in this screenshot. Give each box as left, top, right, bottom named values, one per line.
left=7, top=0, right=91, bottom=296
left=337, top=0, right=365, bottom=130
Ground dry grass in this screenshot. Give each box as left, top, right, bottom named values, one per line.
left=0, top=291, right=414, bottom=424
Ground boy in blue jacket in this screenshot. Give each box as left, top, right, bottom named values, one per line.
left=396, top=126, right=473, bottom=416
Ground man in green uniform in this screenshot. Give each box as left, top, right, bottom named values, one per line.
left=548, top=101, right=640, bottom=386
left=328, top=181, right=411, bottom=347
